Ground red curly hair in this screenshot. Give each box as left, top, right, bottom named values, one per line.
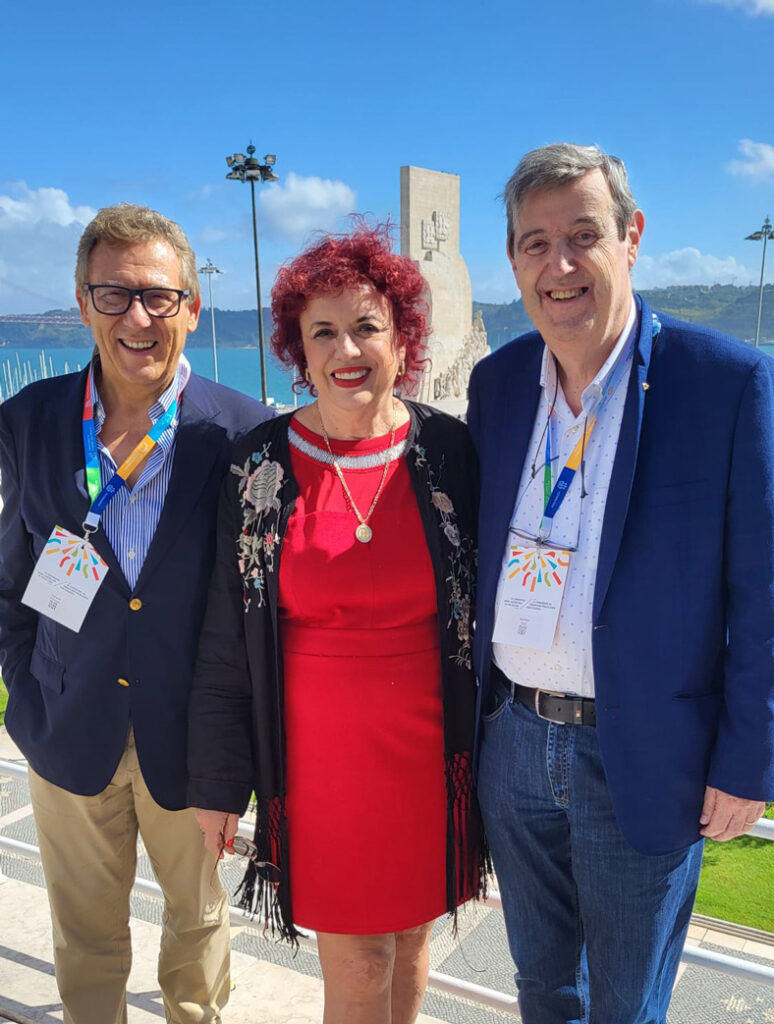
left=270, top=223, right=429, bottom=395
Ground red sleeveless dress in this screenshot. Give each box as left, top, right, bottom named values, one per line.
left=279, top=417, right=447, bottom=934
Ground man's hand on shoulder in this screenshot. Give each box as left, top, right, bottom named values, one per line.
left=699, top=785, right=765, bottom=842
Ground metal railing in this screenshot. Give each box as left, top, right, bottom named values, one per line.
left=2, top=757, right=773, bottom=1013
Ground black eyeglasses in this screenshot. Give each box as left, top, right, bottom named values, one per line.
left=86, top=285, right=190, bottom=318
left=508, top=526, right=579, bottom=554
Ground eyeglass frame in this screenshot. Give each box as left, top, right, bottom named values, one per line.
left=508, top=525, right=579, bottom=554
left=85, top=284, right=191, bottom=319
left=510, top=379, right=590, bottom=554
left=508, top=438, right=587, bottom=554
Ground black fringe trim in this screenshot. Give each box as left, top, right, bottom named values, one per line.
left=236, top=757, right=491, bottom=946
left=234, top=794, right=301, bottom=947
left=445, top=750, right=492, bottom=938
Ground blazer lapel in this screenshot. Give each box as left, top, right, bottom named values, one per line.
left=593, top=298, right=655, bottom=620
left=132, top=380, right=222, bottom=590
left=480, top=341, right=543, bottom=616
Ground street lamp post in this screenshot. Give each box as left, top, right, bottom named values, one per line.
left=745, top=217, right=774, bottom=348
left=198, top=258, right=223, bottom=382
left=225, top=144, right=279, bottom=404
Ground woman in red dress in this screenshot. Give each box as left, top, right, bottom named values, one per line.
left=189, top=226, right=487, bottom=1023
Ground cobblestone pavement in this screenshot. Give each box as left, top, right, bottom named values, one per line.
left=1, top=728, right=773, bottom=1024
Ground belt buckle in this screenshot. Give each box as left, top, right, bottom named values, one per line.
left=534, top=688, right=562, bottom=723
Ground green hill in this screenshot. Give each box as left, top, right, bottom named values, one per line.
left=2, top=285, right=773, bottom=351
left=475, top=284, right=774, bottom=350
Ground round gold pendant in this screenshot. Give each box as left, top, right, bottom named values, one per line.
left=355, top=523, right=373, bottom=543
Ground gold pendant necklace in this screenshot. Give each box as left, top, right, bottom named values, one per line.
left=317, top=403, right=397, bottom=544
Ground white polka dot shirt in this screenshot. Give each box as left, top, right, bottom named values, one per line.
left=492, top=300, right=636, bottom=698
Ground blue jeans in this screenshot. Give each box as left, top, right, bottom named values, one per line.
left=478, top=691, right=704, bottom=1024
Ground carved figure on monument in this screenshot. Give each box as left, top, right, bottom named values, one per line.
left=421, top=210, right=451, bottom=254
left=400, top=167, right=489, bottom=403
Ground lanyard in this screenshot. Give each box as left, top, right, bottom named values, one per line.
left=539, top=333, right=635, bottom=540
left=538, top=311, right=662, bottom=541
left=81, top=371, right=179, bottom=535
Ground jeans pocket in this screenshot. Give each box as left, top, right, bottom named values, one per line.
left=482, top=693, right=511, bottom=724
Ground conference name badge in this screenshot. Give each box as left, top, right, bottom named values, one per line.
left=22, top=526, right=109, bottom=633
left=492, top=542, right=570, bottom=652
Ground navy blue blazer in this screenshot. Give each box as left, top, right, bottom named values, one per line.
left=468, top=297, right=774, bottom=855
left=0, top=368, right=270, bottom=810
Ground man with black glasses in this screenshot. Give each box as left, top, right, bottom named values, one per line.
left=0, top=203, right=270, bottom=1023
left=468, top=144, right=774, bottom=1024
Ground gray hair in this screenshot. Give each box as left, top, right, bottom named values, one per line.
left=503, top=143, right=637, bottom=255
left=75, top=203, right=200, bottom=303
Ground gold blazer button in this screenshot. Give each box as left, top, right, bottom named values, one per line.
left=129, top=598, right=143, bottom=611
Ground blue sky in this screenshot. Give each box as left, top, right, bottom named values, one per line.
left=2, top=0, right=774, bottom=314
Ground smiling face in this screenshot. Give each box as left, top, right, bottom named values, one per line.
left=508, top=168, right=644, bottom=362
left=299, top=285, right=405, bottom=433
left=77, top=238, right=200, bottom=406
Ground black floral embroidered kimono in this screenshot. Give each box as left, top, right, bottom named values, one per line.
left=187, top=401, right=488, bottom=941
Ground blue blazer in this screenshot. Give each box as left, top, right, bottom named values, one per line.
left=468, top=297, right=774, bottom=855
left=0, top=368, right=270, bottom=810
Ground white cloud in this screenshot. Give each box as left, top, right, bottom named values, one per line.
left=258, top=172, right=357, bottom=243
left=727, top=139, right=774, bottom=180
left=632, top=248, right=758, bottom=289
left=0, top=183, right=97, bottom=313
left=0, top=182, right=95, bottom=229
left=699, top=0, right=774, bottom=13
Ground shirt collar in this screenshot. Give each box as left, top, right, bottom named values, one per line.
left=540, top=296, right=637, bottom=419
left=90, top=353, right=191, bottom=436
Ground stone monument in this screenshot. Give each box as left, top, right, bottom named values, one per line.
left=400, top=166, right=489, bottom=402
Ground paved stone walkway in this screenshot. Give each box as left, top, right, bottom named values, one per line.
left=2, top=725, right=773, bottom=1023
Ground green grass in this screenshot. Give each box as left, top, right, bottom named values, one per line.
left=0, top=679, right=6, bottom=726
left=694, top=804, right=774, bottom=932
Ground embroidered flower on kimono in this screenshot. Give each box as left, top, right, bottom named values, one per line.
left=264, top=531, right=277, bottom=558
left=457, top=596, right=471, bottom=640
left=444, top=521, right=461, bottom=547
left=233, top=445, right=285, bottom=611
left=431, top=490, right=454, bottom=514
left=411, top=443, right=428, bottom=468
left=245, top=460, right=284, bottom=514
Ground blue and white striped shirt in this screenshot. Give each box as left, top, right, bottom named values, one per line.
left=91, top=356, right=191, bottom=591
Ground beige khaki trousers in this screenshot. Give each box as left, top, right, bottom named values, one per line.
left=28, top=730, right=231, bottom=1024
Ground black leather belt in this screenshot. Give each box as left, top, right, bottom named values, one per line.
left=492, top=665, right=596, bottom=727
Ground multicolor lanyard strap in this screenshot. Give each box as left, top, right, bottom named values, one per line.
left=538, top=312, right=661, bottom=541
left=81, top=371, right=179, bottom=535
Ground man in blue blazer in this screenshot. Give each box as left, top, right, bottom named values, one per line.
left=468, top=144, right=774, bottom=1024
left=0, top=204, right=270, bottom=1024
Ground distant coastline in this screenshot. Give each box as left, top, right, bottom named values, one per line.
left=2, top=283, right=773, bottom=350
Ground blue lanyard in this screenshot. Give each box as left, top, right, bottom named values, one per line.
left=538, top=312, right=661, bottom=540
left=81, top=370, right=179, bottom=535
